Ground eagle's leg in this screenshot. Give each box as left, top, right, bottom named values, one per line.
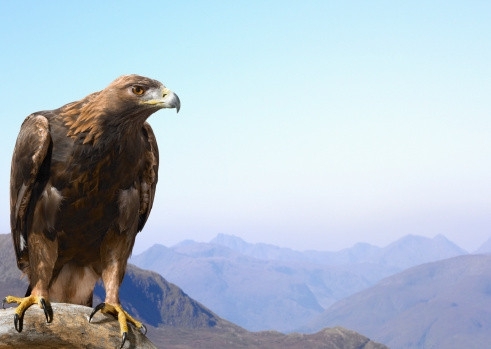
left=3, top=233, right=56, bottom=332
left=90, top=230, right=146, bottom=348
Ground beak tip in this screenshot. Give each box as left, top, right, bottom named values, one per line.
left=174, top=95, right=181, bottom=114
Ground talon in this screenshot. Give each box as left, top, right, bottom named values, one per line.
left=40, top=298, right=53, bottom=323
left=120, top=331, right=127, bottom=349
left=2, top=297, right=6, bottom=309
left=140, top=323, right=147, bottom=335
left=14, top=313, right=23, bottom=332
left=89, top=302, right=106, bottom=323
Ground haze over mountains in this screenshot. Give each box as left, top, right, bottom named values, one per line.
left=129, top=233, right=491, bottom=348
left=131, top=233, right=469, bottom=331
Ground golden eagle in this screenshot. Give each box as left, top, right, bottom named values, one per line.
left=3, top=75, right=180, bottom=347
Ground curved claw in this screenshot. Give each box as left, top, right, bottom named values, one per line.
left=40, top=298, right=53, bottom=323
left=89, top=302, right=106, bottom=323
left=2, top=297, right=6, bottom=309
left=140, top=323, right=147, bottom=335
left=14, top=313, right=23, bottom=332
left=120, top=331, right=127, bottom=349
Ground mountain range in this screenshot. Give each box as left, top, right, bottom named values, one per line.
left=129, top=233, right=491, bottom=348
left=0, top=234, right=385, bottom=348
left=130, top=233, right=468, bottom=331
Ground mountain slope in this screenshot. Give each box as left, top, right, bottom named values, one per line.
left=94, top=264, right=220, bottom=328
left=308, top=254, right=491, bottom=348
left=0, top=234, right=29, bottom=298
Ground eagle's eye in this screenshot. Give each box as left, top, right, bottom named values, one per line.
left=131, top=86, right=146, bottom=96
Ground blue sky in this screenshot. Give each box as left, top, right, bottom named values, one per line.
left=1, top=1, right=490, bottom=253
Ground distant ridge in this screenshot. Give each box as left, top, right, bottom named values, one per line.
left=211, top=233, right=468, bottom=268
left=210, top=234, right=307, bottom=261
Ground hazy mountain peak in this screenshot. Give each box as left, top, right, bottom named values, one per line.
left=174, top=240, right=239, bottom=259
left=433, top=233, right=449, bottom=241
left=211, top=233, right=248, bottom=248
left=380, top=234, right=467, bottom=269
left=138, top=243, right=169, bottom=256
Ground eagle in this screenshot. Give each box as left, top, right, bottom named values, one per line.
left=3, top=75, right=180, bottom=347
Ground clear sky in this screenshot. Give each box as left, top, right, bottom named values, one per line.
left=1, top=1, right=490, bottom=253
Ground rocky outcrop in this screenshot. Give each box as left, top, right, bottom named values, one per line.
left=0, top=303, right=156, bottom=349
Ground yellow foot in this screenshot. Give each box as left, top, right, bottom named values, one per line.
left=89, top=302, right=146, bottom=348
left=2, top=295, right=53, bottom=332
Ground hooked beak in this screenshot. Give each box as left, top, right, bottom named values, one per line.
left=161, top=87, right=181, bottom=113
left=142, top=86, right=181, bottom=113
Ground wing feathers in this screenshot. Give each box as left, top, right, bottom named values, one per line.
left=10, top=115, right=52, bottom=263
left=137, top=122, right=159, bottom=231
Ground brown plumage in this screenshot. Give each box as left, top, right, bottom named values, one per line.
left=4, top=75, right=180, bottom=346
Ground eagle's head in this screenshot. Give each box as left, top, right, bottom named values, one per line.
left=102, top=74, right=180, bottom=118
left=65, top=74, right=180, bottom=144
